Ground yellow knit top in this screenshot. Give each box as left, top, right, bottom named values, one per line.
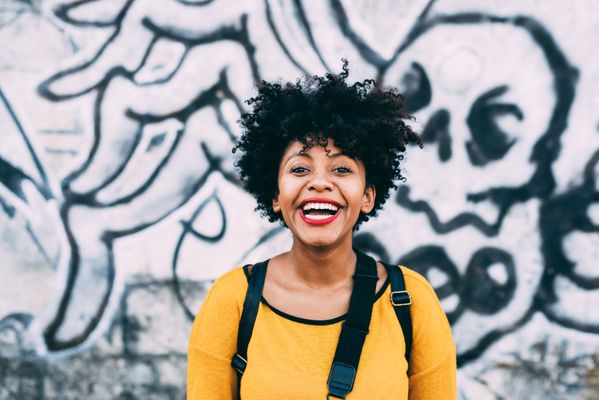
left=187, top=265, right=456, bottom=399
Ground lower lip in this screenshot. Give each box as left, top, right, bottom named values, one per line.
left=298, top=209, right=342, bottom=225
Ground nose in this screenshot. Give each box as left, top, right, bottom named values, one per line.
left=308, top=169, right=333, bottom=192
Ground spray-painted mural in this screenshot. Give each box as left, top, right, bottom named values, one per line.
left=1, top=0, right=598, bottom=398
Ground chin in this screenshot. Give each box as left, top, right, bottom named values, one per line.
left=294, top=230, right=345, bottom=248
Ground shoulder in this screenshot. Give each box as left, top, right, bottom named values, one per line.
left=396, top=265, right=454, bottom=346
left=204, top=266, right=249, bottom=307
left=189, top=266, right=248, bottom=348
left=193, top=266, right=248, bottom=323
left=212, top=266, right=249, bottom=290
left=387, top=264, right=451, bottom=334
left=399, top=266, right=439, bottom=301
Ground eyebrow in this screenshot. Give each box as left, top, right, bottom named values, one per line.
left=284, top=151, right=349, bottom=164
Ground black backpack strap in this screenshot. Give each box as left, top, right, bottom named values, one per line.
left=232, top=260, right=268, bottom=393
left=327, top=250, right=378, bottom=399
left=383, top=262, right=412, bottom=363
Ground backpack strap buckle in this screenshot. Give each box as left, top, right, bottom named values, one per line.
left=327, top=362, right=356, bottom=399
left=391, top=290, right=412, bottom=307
left=231, top=353, right=247, bottom=375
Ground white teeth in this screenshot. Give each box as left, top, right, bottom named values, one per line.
left=304, top=213, right=332, bottom=220
left=301, top=202, right=340, bottom=212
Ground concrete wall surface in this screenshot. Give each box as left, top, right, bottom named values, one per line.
left=1, top=0, right=598, bottom=399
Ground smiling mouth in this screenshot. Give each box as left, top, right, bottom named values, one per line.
left=298, top=201, right=342, bottom=225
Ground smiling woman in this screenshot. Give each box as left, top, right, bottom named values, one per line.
left=272, top=140, right=375, bottom=248
left=187, top=60, right=456, bottom=399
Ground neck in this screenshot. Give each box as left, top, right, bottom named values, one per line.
left=285, top=235, right=356, bottom=289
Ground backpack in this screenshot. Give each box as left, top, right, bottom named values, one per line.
left=231, top=250, right=412, bottom=399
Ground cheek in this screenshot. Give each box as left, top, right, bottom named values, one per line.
left=275, top=178, right=299, bottom=207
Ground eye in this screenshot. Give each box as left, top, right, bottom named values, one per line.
left=421, top=109, right=451, bottom=162
left=466, top=85, right=521, bottom=166
left=334, top=166, right=352, bottom=174
left=398, top=62, right=432, bottom=113
left=290, top=165, right=309, bottom=174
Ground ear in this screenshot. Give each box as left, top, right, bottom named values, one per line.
left=361, top=185, right=376, bottom=214
left=272, top=192, right=281, bottom=213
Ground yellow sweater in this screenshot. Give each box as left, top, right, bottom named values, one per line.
left=187, top=265, right=456, bottom=399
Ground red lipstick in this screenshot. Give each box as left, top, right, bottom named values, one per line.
left=298, top=197, right=343, bottom=225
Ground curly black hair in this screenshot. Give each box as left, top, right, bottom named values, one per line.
left=233, top=60, right=422, bottom=229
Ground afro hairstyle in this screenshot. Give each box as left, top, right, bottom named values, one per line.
left=232, top=60, right=422, bottom=229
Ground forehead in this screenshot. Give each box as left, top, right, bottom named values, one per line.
left=281, top=138, right=351, bottom=160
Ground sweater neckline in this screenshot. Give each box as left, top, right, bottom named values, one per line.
left=242, top=263, right=391, bottom=326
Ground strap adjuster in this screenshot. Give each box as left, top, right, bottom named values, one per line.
left=231, top=353, right=247, bottom=374
left=327, top=362, right=356, bottom=399
left=391, top=290, right=412, bottom=307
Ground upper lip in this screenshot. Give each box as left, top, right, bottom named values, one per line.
left=298, top=197, right=343, bottom=208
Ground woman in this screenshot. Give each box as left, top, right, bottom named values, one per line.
left=187, top=61, right=456, bottom=399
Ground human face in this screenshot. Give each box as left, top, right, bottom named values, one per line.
left=272, top=139, right=375, bottom=248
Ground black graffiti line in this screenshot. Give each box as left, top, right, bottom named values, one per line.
left=391, top=13, right=577, bottom=239
left=172, top=191, right=227, bottom=320
left=263, top=0, right=309, bottom=76
left=47, top=34, right=162, bottom=196
left=213, top=99, right=239, bottom=143
left=57, top=52, right=188, bottom=205
left=42, top=11, right=260, bottom=200
left=192, top=191, right=227, bottom=242
left=330, top=0, right=437, bottom=69
left=403, top=13, right=578, bottom=176
left=135, top=45, right=191, bottom=88
left=141, top=15, right=240, bottom=45
left=177, top=0, right=216, bottom=6
left=294, top=0, right=332, bottom=72
left=217, top=65, right=250, bottom=118
left=43, top=219, right=116, bottom=350
left=234, top=225, right=287, bottom=268
left=38, top=0, right=135, bottom=101
left=52, top=35, right=183, bottom=199
left=56, top=75, right=138, bottom=200
left=128, top=34, right=163, bottom=79
left=25, top=222, right=56, bottom=269
left=566, top=269, right=599, bottom=291
left=92, top=125, right=184, bottom=208
left=103, top=167, right=218, bottom=242
left=352, top=232, right=392, bottom=264
left=0, top=158, right=34, bottom=203
left=541, top=306, right=599, bottom=335
left=43, top=153, right=217, bottom=349
left=86, top=78, right=233, bottom=207
left=142, top=13, right=261, bottom=82
left=456, top=306, right=537, bottom=367
left=396, top=186, right=504, bottom=236
left=329, top=0, right=386, bottom=67
left=536, top=150, right=599, bottom=310
left=123, top=68, right=234, bottom=126
left=54, top=0, right=127, bottom=28
left=45, top=180, right=204, bottom=349
left=0, top=87, right=52, bottom=198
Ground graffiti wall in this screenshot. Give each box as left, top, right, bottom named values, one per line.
left=1, top=0, right=598, bottom=398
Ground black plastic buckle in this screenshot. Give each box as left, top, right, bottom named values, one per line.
left=231, top=353, right=247, bottom=374
left=391, top=290, right=412, bottom=307
left=327, top=362, right=356, bottom=399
